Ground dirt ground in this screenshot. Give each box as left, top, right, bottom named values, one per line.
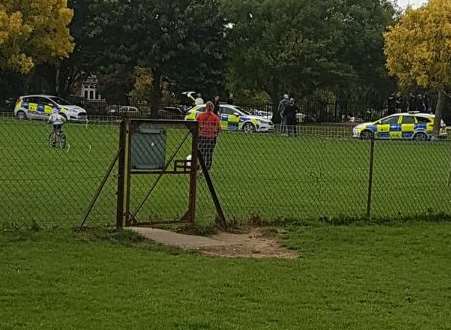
left=129, top=227, right=298, bottom=259
left=203, top=228, right=298, bottom=259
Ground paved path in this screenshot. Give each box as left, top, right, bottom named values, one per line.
left=129, top=227, right=233, bottom=249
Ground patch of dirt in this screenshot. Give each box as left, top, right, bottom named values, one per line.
left=129, top=226, right=298, bottom=259
left=201, top=228, right=298, bottom=259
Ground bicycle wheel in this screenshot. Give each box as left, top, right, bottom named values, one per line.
left=58, top=133, right=67, bottom=149
left=48, top=132, right=55, bottom=148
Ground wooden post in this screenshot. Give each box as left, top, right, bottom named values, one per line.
left=116, top=118, right=131, bottom=229
left=182, top=123, right=199, bottom=223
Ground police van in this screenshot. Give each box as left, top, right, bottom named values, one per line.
left=353, top=112, right=447, bottom=141
left=14, top=95, right=88, bottom=122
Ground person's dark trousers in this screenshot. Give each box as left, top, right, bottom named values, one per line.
left=198, top=136, right=217, bottom=171
left=287, top=116, right=297, bottom=136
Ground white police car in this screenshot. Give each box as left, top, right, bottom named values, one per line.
left=353, top=112, right=447, bottom=140
left=185, top=104, right=273, bottom=133
left=14, top=95, right=88, bottom=122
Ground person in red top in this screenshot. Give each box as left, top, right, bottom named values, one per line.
left=197, top=101, right=221, bottom=171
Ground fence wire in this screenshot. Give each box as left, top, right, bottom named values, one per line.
left=0, top=114, right=119, bottom=228
left=1, top=115, right=451, bottom=229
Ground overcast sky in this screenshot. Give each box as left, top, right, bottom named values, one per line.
left=396, top=0, right=427, bottom=8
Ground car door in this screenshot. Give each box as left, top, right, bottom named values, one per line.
left=24, top=97, right=40, bottom=119
left=219, top=106, right=240, bottom=131
left=376, top=115, right=400, bottom=139
left=33, top=96, right=51, bottom=120
left=42, top=97, right=57, bottom=119
left=400, top=115, right=417, bottom=139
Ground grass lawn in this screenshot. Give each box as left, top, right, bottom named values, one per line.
left=1, top=118, right=451, bottom=229
left=1, top=222, right=451, bottom=329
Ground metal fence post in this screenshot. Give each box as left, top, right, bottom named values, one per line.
left=366, top=136, right=375, bottom=219
left=116, top=118, right=131, bottom=229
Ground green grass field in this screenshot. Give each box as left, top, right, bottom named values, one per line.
left=2, top=118, right=451, bottom=328
left=1, top=222, right=451, bottom=329
left=1, top=118, right=451, bottom=228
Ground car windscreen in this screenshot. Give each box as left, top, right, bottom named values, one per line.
left=233, top=106, right=250, bottom=115
left=49, top=96, right=72, bottom=106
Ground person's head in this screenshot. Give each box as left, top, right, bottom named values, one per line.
left=283, top=94, right=289, bottom=100
left=214, top=95, right=220, bottom=102
left=53, top=108, right=60, bottom=114
left=197, top=93, right=202, bottom=98
left=290, top=97, right=295, bottom=104
left=205, top=101, right=214, bottom=112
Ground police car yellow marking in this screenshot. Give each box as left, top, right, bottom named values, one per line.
left=29, top=103, right=38, bottom=112
left=377, top=124, right=390, bottom=133
left=402, top=123, right=415, bottom=132
left=44, top=105, right=53, bottom=114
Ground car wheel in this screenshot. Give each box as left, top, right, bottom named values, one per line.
left=16, top=111, right=26, bottom=120
left=360, top=130, right=373, bottom=140
left=243, top=122, right=256, bottom=133
left=414, top=132, right=428, bottom=141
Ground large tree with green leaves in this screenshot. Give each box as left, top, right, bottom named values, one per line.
left=89, top=0, right=226, bottom=115
left=222, top=0, right=395, bottom=111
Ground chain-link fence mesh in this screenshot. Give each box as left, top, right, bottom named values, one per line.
left=0, top=114, right=119, bottom=228
left=1, top=114, right=451, bottom=229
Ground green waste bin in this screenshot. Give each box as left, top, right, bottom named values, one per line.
left=131, top=124, right=166, bottom=170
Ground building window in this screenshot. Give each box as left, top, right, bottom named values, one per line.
left=84, top=90, right=89, bottom=99
left=89, top=90, right=94, bottom=100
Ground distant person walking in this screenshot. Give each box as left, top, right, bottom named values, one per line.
left=197, top=101, right=221, bottom=172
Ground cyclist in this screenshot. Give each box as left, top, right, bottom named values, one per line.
left=48, top=108, right=66, bottom=145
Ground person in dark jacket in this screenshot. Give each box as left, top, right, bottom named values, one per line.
left=285, top=98, right=298, bottom=136
left=212, top=95, right=220, bottom=115
left=273, top=94, right=290, bottom=131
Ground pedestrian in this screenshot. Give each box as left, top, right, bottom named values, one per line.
left=274, top=94, right=290, bottom=134
left=212, top=95, right=221, bottom=115
left=285, top=98, right=298, bottom=136
left=197, top=101, right=221, bottom=173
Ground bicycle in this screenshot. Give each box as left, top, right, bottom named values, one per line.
left=48, top=126, right=67, bottom=149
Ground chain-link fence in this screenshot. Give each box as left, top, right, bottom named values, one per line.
left=1, top=114, right=451, bottom=229
left=0, top=114, right=119, bottom=228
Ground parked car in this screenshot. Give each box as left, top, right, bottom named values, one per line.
left=185, top=104, right=273, bottom=133
left=353, top=112, right=447, bottom=141
left=14, top=95, right=88, bottom=121
left=159, top=106, right=185, bottom=119
left=108, top=105, right=140, bottom=115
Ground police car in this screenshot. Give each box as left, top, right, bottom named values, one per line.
left=14, top=95, right=88, bottom=122
left=185, top=104, right=274, bottom=133
left=353, top=112, right=447, bottom=141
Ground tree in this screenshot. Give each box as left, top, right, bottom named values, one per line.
left=222, top=0, right=396, bottom=117
left=0, top=0, right=74, bottom=74
left=384, top=0, right=451, bottom=136
left=89, top=0, right=226, bottom=116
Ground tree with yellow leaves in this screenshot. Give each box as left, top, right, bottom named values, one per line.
left=0, top=0, right=74, bottom=74
left=384, top=0, right=451, bottom=136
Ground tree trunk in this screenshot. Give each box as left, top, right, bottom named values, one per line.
left=433, top=90, right=446, bottom=137
left=55, top=62, right=61, bottom=96
left=150, top=68, right=161, bottom=119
